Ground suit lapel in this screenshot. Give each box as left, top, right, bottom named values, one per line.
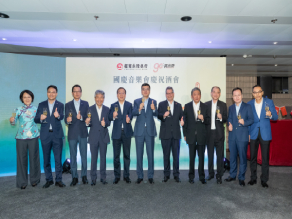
left=190, top=101, right=196, bottom=122
left=260, top=98, right=266, bottom=119
left=70, top=100, right=77, bottom=116
left=51, top=101, right=58, bottom=117
left=93, top=105, right=100, bottom=122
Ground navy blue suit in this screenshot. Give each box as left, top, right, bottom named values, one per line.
left=87, top=104, right=110, bottom=181
left=133, top=97, right=158, bottom=179
left=34, top=100, right=64, bottom=182
left=65, top=99, right=89, bottom=179
left=228, top=102, right=254, bottom=180
left=247, top=98, right=278, bottom=183
left=109, top=101, right=133, bottom=178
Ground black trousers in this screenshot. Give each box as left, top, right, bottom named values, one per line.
left=188, top=135, right=205, bottom=180
left=161, top=136, right=180, bottom=177
left=206, top=130, right=224, bottom=179
left=113, top=130, right=131, bottom=178
left=250, top=129, right=270, bottom=183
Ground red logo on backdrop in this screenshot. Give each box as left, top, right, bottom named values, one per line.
left=153, top=63, right=163, bottom=72
left=195, top=82, right=200, bottom=89
left=117, top=63, right=123, bottom=70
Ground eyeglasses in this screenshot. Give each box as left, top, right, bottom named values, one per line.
left=252, top=90, right=263, bottom=94
left=73, top=91, right=81, bottom=93
left=166, top=92, right=173, bottom=95
left=142, top=88, right=150, bottom=91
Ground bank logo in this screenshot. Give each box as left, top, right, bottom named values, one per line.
left=117, top=63, right=123, bottom=70
left=195, top=82, right=200, bottom=88
left=153, top=63, right=175, bottom=72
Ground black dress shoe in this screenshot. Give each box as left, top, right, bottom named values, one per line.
left=70, top=178, right=78, bottom=187
left=135, top=178, right=143, bottom=184
left=32, top=179, right=40, bottom=187
left=43, top=181, right=54, bottom=188
left=82, top=176, right=88, bottom=184
left=91, top=180, right=96, bottom=186
left=224, top=176, right=236, bottom=182
left=216, top=178, right=222, bottom=184
left=100, top=179, right=108, bottom=185
left=21, top=186, right=27, bottom=190
left=248, top=179, right=257, bottom=185
left=200, top=179, right=207, bottom=184
left=174, top=176, right=181, bottom=183
left=162, top=176, right=170, bottom=182
left=55, top=181, right=66, bottom=187
left=148, top=178, right=154, bottom=184
left=206, top=175, right=214, bottom=181
left=113, top=178, right=120, bottom=184
left=123, top=177, right=131, bottom=184
left=189, top=179, right=195, bottom=184
left=261, top=181, right=269, bottom=188
left=239, top=180, right=245, bottom=187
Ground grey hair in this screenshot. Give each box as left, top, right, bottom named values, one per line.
left=165, top=86, right=174, bottom=94
left=191, top=87, right=201, bottom=95
left=94, top=90, right=105, bottom=98
left=211, top=86, right=221, bottom=92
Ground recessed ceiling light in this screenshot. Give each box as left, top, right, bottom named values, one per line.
left=273, top=42, right=278, bottom=44
left=208, top=41, right=212, bottom=43
left=181, top=16, right=192, bottom=22
left=2, top=38, right=7, bottom=40
left=142, top=40, right=145, bottom=42
left=73, top=39, right=77, bottom=41
left=231, top=64, right=234, bottom=66
left=0, top=13, right=9, bottom=18
left=275, top=64, right=278, bottom=66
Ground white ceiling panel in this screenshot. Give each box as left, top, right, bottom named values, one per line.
left=159, top=22, right=195, bottom=38
left=94, top=22, right=130, bottom=34
left=202, top=0, right=252, bottom=16
left=243, top=24, right=289, bottom=41
left=129, top=22, right=161, bottom=37
left=188, top=23, right=227, bottom=41
left=59, top=21, right=98, bottom=32
left=82, top=0, right=126, bottom=13
left=213, top=24, right=259, bottom=41
left=125, top=0, right=166, bottom=14
left=165, top=0, right=208, bottom=15
left=0, top=0, right=49, bottom=12
left=39, top=0, right=88, bottom=13
left=274, top=2, right=292, bottom=17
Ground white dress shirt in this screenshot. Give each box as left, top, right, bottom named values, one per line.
left=96, top=104, right=103, bottom=121
left=211, top=101, right=217, bottom=130
left=255, top=99, right=263, bottom=119
left=167, top=100, right=174, bottom=116
left=192, top=101, right=200, bottom=119
left=114, top=101, right=124, bottom=128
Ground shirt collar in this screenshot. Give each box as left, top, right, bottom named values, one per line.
left=167, top=100, right=174, bottom=106
left=236, top=101, right=242, bottom=108
left=23, top=104, right=33, bottom=109
left=255, top=98, right=263, bottom=105
left=74, top=99, right=81, bottom=104
left=48, top=100, right=56, bottom=105
left=96, top=104, right=103, bottom=110
left=193, top=101, right=200, bottom=106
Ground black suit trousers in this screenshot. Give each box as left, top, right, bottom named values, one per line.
left=250, top=129, right=270, bottom=183
left=188, top=135, right=205, bottom=180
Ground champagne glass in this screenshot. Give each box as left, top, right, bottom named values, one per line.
left=43, top=108, right=48, bottom=123
left=68, top=109, right=73, bottom=124
left=115, top=104, right=118, bottom=119
left=87, top=109, right=91, bottom=125
left=237, top=112, right=242, bottom=126
left=216, top=106, right=220, bottom=120
left=265, top=102, right=270, bottom=118
left=167, top=105, right=171, bottom=117
left=197, top=107, right=201, bottom=121
left=142, top=97, right=145, bottom=109
left=11, top=109, right=17, bottom=125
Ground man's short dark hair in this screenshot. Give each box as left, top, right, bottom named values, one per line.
left=47, top=85, right=58, bottom=93
left=232, top=87, right=242, bottom=95
left=252, top=85, right=262, bottom=91
left=117, top=87, right=126, bottom=94
left=141, top=83, right=150, bottom=89
left=72, top=84, right=82, bottom=92
left=19, top=90, right=34, bottom=103
left=211, top=86, right=221, bottom=92
left=191, top=87, right=201, bottom=95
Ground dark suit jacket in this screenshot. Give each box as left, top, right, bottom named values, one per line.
left=64, top=99, right=89, bottom=141
left=183, top=101, right=210, bottom=145
left=248, top=98, right=278, bottom=141
left=108, top=101, right=134, bottom=139
left=87, top=105, right=110, bottom=144
left=228, top=102, right=254, bottom=142
left=158, top=100, right=183, bottom=140
left=34, top=100, right=64, bottom=141
left=132, top=97, right=158, bottom=137
left=205, top=100, right=227, bottom=142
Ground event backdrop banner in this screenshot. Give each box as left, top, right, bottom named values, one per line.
left=66, top=57, right=226, bottom=171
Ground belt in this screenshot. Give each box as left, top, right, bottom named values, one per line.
left=49, top=129, right=53, bottom=132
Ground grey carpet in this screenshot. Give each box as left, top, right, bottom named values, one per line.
left=0, top=162, right=292, bottom=219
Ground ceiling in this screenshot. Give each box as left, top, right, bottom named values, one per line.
left=1, top=0, right=292, bottom=76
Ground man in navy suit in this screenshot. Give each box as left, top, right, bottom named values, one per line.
left=65, top=85, right=89, bottom=186
left=247, top=85, right=278, bottom=188
left=35, top=85, right=66, bottom=188
left=109, top=87, right=133, bottom=184
left=133, top=83, right=158, bottom=184
left=85, top=90, right=110, bottom=186
left=225, top=87, right=254, bottom=186
left=158, top=86, right=184, bottom=183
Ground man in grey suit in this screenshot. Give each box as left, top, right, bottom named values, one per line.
left=85, top=90, right=110, bottom=186
left=132, top=83, right=158, bottom=184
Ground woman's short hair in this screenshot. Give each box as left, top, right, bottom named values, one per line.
left=19, top=90, right=34, bottom=103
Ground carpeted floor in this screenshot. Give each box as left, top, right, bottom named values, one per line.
left=0, top=161, right=292, bottom=219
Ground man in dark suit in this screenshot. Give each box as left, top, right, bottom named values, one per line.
left=35, top=85, right=66, bottom=188
left=225, top=87, right=254, bottom=187
left=132, top=83, right=158, bottom=184
left=85, top=90, right=110, bottom=186
left=158, top=86, right=184, bottom=183
left=183, top=87, right=210, bottom=184
left=205, top=86, right=227, bottom=184
left=247, top=85, right=278, bottom=188
left=65, top=85, right=89, bottom=186
left=109, top=87, right=133, bottom=184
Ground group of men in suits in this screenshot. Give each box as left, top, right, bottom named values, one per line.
left=35, top=83, right=277, bottom=189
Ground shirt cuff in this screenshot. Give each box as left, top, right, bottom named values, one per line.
left=153, top=110, right=155, bottom=112
left=80, top=116, right=83, bottom=121
left=58, top=116, right=60, bottom=120
left=139, top=110, right=141, bottom=114
left=220, top=118, right=222, bottom=122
